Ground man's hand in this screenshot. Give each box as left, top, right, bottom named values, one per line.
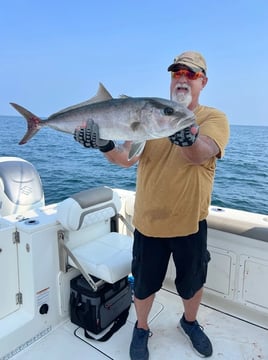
left=74, top=119, right=115, bottom=152
left=169, top=124, right=199, bottom=147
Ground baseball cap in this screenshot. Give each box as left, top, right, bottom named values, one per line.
left=167, top=51, right=207, bottom=74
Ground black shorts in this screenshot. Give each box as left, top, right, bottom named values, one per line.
left=132, top=220, right=210, bottom=300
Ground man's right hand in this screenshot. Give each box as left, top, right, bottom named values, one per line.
left=74, top=119, right=115, bottom=152
left=169, top=124, right=199, bottom=147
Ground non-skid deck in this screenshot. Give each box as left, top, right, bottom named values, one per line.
left=13, top=288, right=268, bottom=360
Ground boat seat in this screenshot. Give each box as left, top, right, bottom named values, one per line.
left=57, top=187, right=133, bottom=289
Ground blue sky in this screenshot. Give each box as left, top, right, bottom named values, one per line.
left=1, top=0, right=267, bottom=126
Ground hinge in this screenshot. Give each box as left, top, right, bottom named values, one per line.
left=16, top=292, right=23, bottom=305
left=13, top=230, right=20, bottom=244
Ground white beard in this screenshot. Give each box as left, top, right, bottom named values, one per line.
left=171, top=87, right=192, bottom=107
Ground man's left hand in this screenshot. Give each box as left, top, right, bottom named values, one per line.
left=169, top=124, right=199, bottom=147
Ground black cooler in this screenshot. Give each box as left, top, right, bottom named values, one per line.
left=70, top=274, right=132, bottom=338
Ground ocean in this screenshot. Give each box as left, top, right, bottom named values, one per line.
left=0, top=115, right=267, bottom=215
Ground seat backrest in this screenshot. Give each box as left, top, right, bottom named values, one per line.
left=57, top=186, right=121, bottom=230
left=57, top=186, right=121, bottom=248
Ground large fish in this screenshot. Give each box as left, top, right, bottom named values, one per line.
left=10, top=83, right=195, bottom=159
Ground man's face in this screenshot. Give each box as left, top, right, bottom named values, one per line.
left=170, top=67, right=208, bottom=110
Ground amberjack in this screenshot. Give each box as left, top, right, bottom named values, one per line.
left=10, top=83, right=195, bottom=159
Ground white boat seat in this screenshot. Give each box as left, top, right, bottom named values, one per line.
left=57, top=187, right=133, bottom=287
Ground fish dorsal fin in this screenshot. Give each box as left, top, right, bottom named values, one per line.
left=89, top=82, right=113, bottom=103
left=50, top=83, right=113, bottom=117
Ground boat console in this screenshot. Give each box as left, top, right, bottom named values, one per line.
left=0, top=157, right=44, bottom=217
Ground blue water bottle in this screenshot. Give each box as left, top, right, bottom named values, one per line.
left=128, top=275, right=135, bottom=301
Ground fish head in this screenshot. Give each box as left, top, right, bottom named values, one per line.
left=140, top=98, right=196, bottom=139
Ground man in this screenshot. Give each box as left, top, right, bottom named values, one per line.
left=74, top=51, right=229, bottom=359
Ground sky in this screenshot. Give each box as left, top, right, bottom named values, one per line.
left=0, top=0, right=268, bottom=126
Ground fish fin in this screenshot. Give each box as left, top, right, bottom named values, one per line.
left=50, top=83, right=113, bottom=117
left=96, top=82, right=113, bottom=101
left=128, top=141, right=146, bottom=160
left=10, top=103, right=42, bottom=145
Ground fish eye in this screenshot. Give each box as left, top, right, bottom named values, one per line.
left=164, top=107, right=174, bottom=116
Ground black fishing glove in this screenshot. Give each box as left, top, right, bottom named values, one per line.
left=74, top=119, right=115, bottom=152
left=169, top=124, right=199, bottom=147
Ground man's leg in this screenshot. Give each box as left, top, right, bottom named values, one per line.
left=182, top=287, right=203, bottom=321
left=172, top=221, right=212, bottom=357
left=130, top=295, right=154, bottom=360
left=130, top=231, right=170, bottom=359
left=134, top=294, right=155, bottom=330
left=180, top=287, right=212, bottom=357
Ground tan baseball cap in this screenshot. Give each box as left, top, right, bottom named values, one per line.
left=167, top=51, right=207, bottom=74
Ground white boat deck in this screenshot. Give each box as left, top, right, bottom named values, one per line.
left=0, top=177, right=267, bottom=360
left=13, top=288, right=268, bottom=360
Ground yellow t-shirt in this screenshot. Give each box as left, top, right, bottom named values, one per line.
left=132, top=105, right=230, bottom=237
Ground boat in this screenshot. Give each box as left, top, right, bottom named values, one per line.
left=0, top=156, right=267, bottom=360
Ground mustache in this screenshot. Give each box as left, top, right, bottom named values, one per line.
left=175, top=82, right=191, bottom=91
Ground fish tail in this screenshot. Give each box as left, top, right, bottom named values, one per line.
left=10, top=103, right=43, bottom=145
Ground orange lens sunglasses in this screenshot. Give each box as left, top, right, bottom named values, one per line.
left=171, top=69, right=204, bottom=80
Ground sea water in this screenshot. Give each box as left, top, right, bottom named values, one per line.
left=0, top=116, right=267, bottom=215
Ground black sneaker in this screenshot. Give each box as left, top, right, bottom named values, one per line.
left=129, top=322, right=151, bottom=360
left=179, top=315, right=213, bottom=357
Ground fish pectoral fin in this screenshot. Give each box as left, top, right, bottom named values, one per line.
left=128, top=141, right=146, bottom=160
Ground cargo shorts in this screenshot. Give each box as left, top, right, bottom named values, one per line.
left=132, top=220, right=210, bottom=300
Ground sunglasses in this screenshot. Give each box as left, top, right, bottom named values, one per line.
left=171, top=69, right=204, bottom=80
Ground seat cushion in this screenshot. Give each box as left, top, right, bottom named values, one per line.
left=71, top=232, right=133, bottom=283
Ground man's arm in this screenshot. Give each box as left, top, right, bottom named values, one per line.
left=169, top=124, right=219, bottom=164
left=179, top=135, right=219, bottom=164
left=103, top=141, right=140, bottom=168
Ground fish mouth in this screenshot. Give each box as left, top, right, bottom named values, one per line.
left=175, top=115, right=196, bottom=127
left=147, top=116, right=195, bottom=139
left=172, top=107, right=195, bottom=126
left=169, top=114, right=196, bottom=134
left=170, top=122, right=192, bottom=136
